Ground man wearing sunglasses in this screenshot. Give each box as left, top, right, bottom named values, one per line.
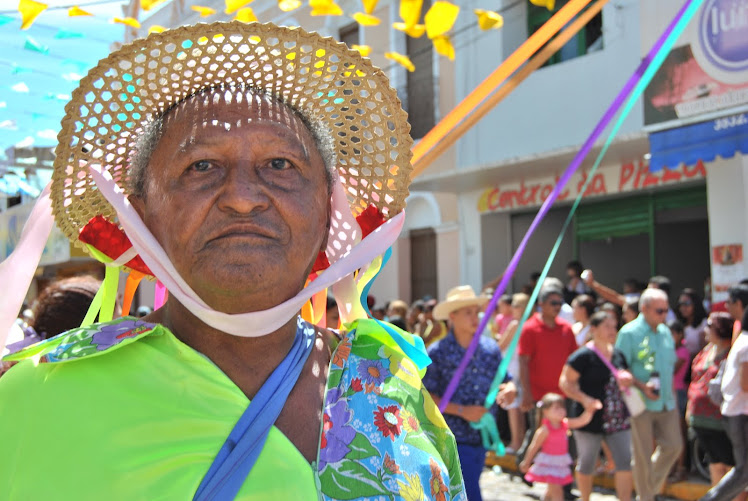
left=616, top=288, right=682, bottom=501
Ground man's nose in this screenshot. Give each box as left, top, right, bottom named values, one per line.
left=216, top=164, right=270, bottom=214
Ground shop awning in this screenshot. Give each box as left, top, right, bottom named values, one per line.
left=649, top=112, right=748, bottom=172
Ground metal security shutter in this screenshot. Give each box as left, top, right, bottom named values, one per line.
left=654, top=185, right=707, bottom=211
left=575, top=195, right=651, bottom=241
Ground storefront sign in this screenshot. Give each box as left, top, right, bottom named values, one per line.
left=477, top=160, right=706, bottom=213
left=643, top=0, right=748, bottom=127
left=0, top=202, right=70, bottom=266
left=712, top=244, right=744, bottom=303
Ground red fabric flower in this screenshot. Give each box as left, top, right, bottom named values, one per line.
left=78, top=216, right=152, bottom=276
left=373, top=405, right=402, bottom=441
left=308, top=205, right=386, bottom=274
left=356, top=204, right=386, bottom=239
left=350, top=378, right=363, bottom=392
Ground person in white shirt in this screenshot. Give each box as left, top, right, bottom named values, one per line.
left=700, top=309, right=748, bottom=501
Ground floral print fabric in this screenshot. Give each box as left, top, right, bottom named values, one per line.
left=318, top=319, right=466, bottom=500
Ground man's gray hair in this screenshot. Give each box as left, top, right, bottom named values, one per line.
left=539, top=285, right=563, bottom=304
left=639, top=287, right=668, bottom=309
left=129, top=85, right=337, bottom=198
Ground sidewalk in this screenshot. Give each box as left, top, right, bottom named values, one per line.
left=486, top=452, right=711, bottom=501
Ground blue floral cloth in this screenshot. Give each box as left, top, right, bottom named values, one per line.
left=422, top=332, right=509, bottom=446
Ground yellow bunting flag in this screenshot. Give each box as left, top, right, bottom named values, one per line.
left=19, top=0, right=48, bottom=30
left=310, top=0, right=343, bottom=16
left=113, top=17, right=141, bottom=28
left=432, top=35, right=455, bottom=60
left=352, top=44, right=371, bottom=56
left=148, top=25, right=166, bottom=33
left=399, top=0, right=423, bottom=28
left=234, top=7, right=257, bottom=22
left=191, top=5, right=216, bottom=16
left=353, top=12, right=380, bottom=25
left=474, top=8, right=503, bottom=30
left=362, top=0, right=378, bottom=15
left=278, top=0, right=301, bottom=11
left=68, top=5, right=92, bottom=16
left=140, top=0, right=167, bottom=11
left=225, top=0, right=254, bottom=14
left=424, top=1, right=459, bottom=39
left=385, top=51, right=415, bottom=72
left=529, top=0, right=555, bottom=10
left=393, top=22, right=425, bottom=37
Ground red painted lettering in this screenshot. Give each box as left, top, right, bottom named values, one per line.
left=619, top=162, right=635, bottom=191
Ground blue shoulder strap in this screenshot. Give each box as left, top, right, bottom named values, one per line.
left=193, top=317, right=316, bottom=500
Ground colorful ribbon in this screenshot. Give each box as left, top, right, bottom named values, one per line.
left=439, top=0, right=704, bottom=414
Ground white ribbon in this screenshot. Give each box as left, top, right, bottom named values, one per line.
left=89, top=165, right=403, bottom=337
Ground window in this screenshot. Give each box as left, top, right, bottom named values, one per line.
left=527, top=0, right=603, bottom=67
left=405, top=0, right=435, bottom=139
left=339, top=22, right=359, bottom=49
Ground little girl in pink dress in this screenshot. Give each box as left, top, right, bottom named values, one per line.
left=520, top=393, right=601, bottom=501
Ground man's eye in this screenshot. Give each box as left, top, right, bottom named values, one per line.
left=190, top=160, right=214, bottom=172
left=269, top=158, right=291, bottom=170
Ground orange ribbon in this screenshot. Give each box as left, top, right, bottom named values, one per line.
left=411, top=0, right=595, bottom=176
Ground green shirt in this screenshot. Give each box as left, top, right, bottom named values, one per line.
left=615, top=314, right=677, bottom=412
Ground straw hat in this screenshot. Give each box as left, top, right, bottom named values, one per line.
left=50, top=21, right=413, bottom=259
left=432, top=286, right=489, bottom=320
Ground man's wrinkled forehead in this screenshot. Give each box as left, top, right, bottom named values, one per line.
left=162, top=88, right=313, bottom=148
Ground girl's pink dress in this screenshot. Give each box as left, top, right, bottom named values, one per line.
left=525, top=418, right=574, bottom=485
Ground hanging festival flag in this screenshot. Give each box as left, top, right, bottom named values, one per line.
left=529, top=0, right=555, bottom=10
left=310, top=0, right=343, bottom=16
left=113, top=17, right=141, bottom=28
left=278, top=0, right=301, bottom=12
left=225, top=0, right=254, bottom=14
left=141, top=0, right=167, bottom=10
left=392, top=22, right=425, bottom=37
left=24, top=36, right=49, bottom=54
left=11, top=83, right=30, bottom=93
left=399, top=0, right=422, bottom=27
left=192, top=5, right=216, bottom=17
left=424, top=1, right=459, bottom=39
left=54, top=29, right=85, bottom=39
left=353, top=12, right=380, bottom=26
left=234, top=7, right=257, bottom=22
left=11, top=64, right=32, bottom=75
left=474, top=8, right=503, bottom=30
left=362, top=0, right=378, bottom=14
left=385, top=51, right=415, bottom=71
left=352, top=44, right=371, bottom=56
left=148, top=25, right=166, bottom=33
left=19, top=0, right=48, bottom=30
left=432, top=35, right=455, bottom=60
left=68, top=6, right=93, bottom=16
left=0, top=15, right=14, bottom=26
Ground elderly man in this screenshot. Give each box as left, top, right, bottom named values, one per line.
left=0, top=23, right=465, bottom=500
left=615, top=288, right=682, bottom=501
left=423, top=285, right=517, bottom=501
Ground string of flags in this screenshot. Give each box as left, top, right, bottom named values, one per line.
left=13, top=0, right=557, bottom=71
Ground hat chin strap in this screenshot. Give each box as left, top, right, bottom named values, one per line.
left=89, top=165, right=403, bottom=337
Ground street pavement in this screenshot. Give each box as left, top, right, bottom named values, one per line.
left=479, top=466, right=679, bottom=501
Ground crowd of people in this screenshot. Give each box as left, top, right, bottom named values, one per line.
left=365, top=266, right=748, bottom=501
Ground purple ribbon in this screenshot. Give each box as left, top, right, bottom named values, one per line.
left=438, top=0, right=697, bottom=412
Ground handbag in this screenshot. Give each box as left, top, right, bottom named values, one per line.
left=587, top=342, right=646, bottom=417
left=707, top=359, right=726, bottom=407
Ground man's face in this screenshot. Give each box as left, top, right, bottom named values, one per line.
left=449, top=305, right=481, bottom=334
left=642, top=298, right=669, bottom=327
left=727, top=297, right=743, bottom=320
left=131, top=90, right=330, bottom=312
left=539, top=293, right=563, bottom=319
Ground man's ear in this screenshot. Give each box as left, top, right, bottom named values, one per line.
left=129, top=194, right=145, bottom=220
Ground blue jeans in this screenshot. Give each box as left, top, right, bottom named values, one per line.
left=457, top=444, right=486, bottom=501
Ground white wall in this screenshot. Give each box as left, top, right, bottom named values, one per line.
left=455, top=0, right=643, bottom=169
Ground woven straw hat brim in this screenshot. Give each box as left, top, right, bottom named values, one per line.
left=433, top=297, right=489, bottom=321
left=51, top=21, right=413, bottom=252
